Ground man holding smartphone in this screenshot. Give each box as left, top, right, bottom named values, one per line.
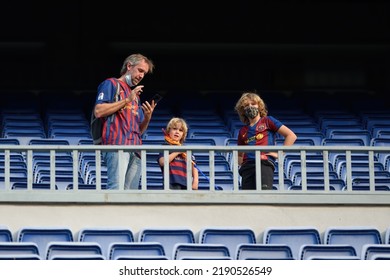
left=150, top=93, right=163, bottom=104
left=93, top=53, right=157, bottom=190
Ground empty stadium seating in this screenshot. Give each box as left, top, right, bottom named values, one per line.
left=1, top=89, right=390, bottom=264
left=198, top=227, right=256, bottom=258
left=137, top=227, right=195, bottom=259
left=78, top=227, right=134, bottom=259
left=361, top=244, right=390, bottom=260
left=1, top=89, right=390, bottom=193
left=17, top=227, right=74, bottom=259
left=236, top=244, right=294, bottom=260
left=172, top=243, right=231, bottom=260
left=0, top=226, right=13, bottom=242
left=108, top=242, right=166, bottom=260
left=298, top=244, right=357, bottom=260
left=45, top=242, right=103, bottom=260
left=262, top=226, right=321, bottom=260
left=0, top=224, right=390, bottom=260
left=0, top=242, right=40, bottom=259
left=324, top=226, right=382, bottom=257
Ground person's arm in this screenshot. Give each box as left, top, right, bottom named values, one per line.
left=192, top=166, right=199, bottom=190
left=94, top=85, right=143, bottom=118
left=94, top=97, right=131, bottom=118
left=278, top=125, right=297, bottom=146
left=266, top=125, right=297, bottom=158
left=238, top=152, right=244, bottom=166
left=158, top=152, right=182, bottom=167
left=140, top=100, right=157, bottom=134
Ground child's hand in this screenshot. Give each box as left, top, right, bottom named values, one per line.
left=265, top=152, right=278, bottom=159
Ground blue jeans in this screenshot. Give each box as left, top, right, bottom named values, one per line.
left=103, top=151, right=141, bottom=190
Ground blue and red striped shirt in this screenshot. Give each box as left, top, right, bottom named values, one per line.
left=237, top=116, right=282, bottom=162
left=95, top=78, right=144, bottom=145
left=158, top=145, right=197, bottom=187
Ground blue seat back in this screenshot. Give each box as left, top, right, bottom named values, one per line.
left=138, top=228, right=195, bottom=259
left=325, top=226, right=382, bottom=257
left=199, top=227, right=256, bottom=258
left=237, top=244, right=294, bottom=260
left=263, top=227, right=321, bottom=260
left=78, top=227, right=134, bottom=259
left=109, top=242, right=166, bottom=260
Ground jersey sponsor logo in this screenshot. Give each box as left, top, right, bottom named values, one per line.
left=123, top=103, right=139, bottom=116
left=245, top=133, right=264, bottom=144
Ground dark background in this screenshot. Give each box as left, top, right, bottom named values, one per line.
left=1, top=1, right=389, bottom=95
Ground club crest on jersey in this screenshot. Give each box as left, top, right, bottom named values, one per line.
left=98, top=92, right=104, bottom=100
left=257, top=124, right=266, bottom=131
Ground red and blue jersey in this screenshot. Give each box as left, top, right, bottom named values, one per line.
left=158, top=145, right=196, bottom=187
left=95, top=78, right=144, bottom=145
left=237, top=116, right=282, bottom=162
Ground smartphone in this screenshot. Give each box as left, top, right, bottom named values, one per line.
left=149, top=93, right=163, bottom=104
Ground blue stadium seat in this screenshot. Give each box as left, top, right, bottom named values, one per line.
left=50, top=254, right=106, bottom=260
left=307, top=256, right=360, bottom=260
left=114, top=256, right=169, bottom=260
left=45, top=241, right=103, bottom=260
left=236, top=244, right=294, bottom=260
left=338, top=161, right=384, bottom=177
left=29, top=139, right=70, bottom=146
left=370, top=137, right=390, bottom=149
left=332, top=153, right=375, bottom=173
left=0, top=226, right=12, bottom=242
left=66, top=183, right=108, bottom=190
left=198, top=227, right=256, bottom=258
left=0, top=138, right=20, bottom=145
left=347, top=177, right=390, bottom=191
left=294, top=132, right=325, bottom=146
left=324, top=226, right=382, bottom=257
left=190, top=131, right=232, bottom=146
left=298, top=244, right=357, bottom=260
left=78, top=227, right=134, bottom=259
left=51, top=135, right=92, bottom=145
left=286, top=124, right=320, bottom=134
left=328, top=130, right=371, bottom=146
left=185, top=138, right=216, bottom=146
left=263, top=226, right=321, bottom=260
left=361, top=244, right=390, bottom=260
left=173, top=243, right=230, bottom=260
left=322, top=138, right=365, bottom=146
left=324, top=124, right=365, bottom=138
left=0, top=242, right=40, bottom=257
left=109, top=242, right=166, bottom=260
left=288, top=161, right=334, bottom=183
left=138, top=227, right=195, bottom=259
left=0, top=254, right=42, bottom=260
left=375, top=129, right=390, bottom=139
left=290, top=178, right=344, bottom=191
left=276, top=138, right=315, bottom=146
left=4, top=132, right=46, bottom=146
left=319, top=117, right=362, bottom=133
left=38, top=175, right=85, bottom=190
left=11, top=182, right=58, bottom=190
left=17, top=227, right=74, bottom=259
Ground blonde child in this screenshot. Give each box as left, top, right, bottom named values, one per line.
left=157, top=117, right=199, bottom=190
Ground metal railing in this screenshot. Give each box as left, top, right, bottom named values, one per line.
left=1, top=144, right=390, bottom=205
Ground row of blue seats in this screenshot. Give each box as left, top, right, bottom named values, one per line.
left=2, top=107, right=390, bottom=146
left=1, top=226, right=390, bottom=260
